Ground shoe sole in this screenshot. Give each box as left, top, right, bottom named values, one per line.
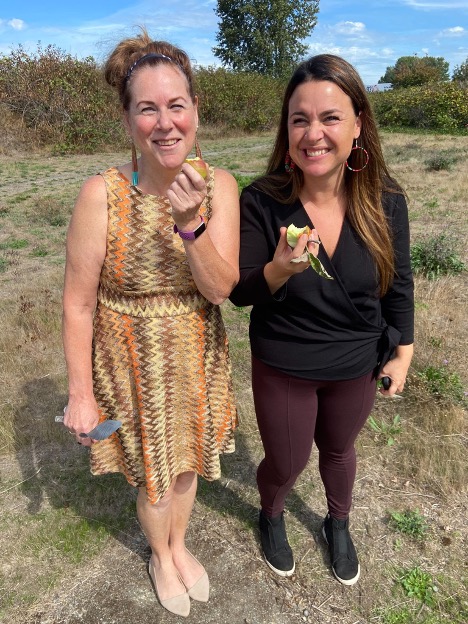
left=321, top=526, right=360, bottom=586
left=263, top=553, right=295, bottom=577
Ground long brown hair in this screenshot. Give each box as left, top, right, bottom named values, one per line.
left=103, top=28, right=196, bottom=110
left=256, top=54, right=402, bottom=295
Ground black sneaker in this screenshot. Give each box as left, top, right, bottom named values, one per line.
left=259, top=510, right=295, bottom=577
left=322, top=513, right=360, bottom=585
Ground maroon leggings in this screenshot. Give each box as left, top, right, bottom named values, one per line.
left=252, top=356, right=376, bottom=519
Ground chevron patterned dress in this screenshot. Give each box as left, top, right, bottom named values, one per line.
left=89, top=166, right=237, bottom=503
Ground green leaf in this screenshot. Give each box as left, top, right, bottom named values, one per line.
left=307, top=252, right=334, bottom=280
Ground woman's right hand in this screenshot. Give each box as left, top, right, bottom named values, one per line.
left=63, top=397, right=100, bottom=448
left=264, top=227, right=320, bottom=293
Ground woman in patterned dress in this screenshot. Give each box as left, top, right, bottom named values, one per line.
left=62, top=30, right=239, bottom=617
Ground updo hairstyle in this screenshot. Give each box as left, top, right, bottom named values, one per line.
left=104, top=28, right=196, bottom=110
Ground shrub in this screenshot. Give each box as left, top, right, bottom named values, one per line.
left=425, top=153, right=458, bottom=171
left=2, top=44, right=467, bottom=154
left=410, top=233, right=465, bottom=278
left=0, top=44, right=126, bottom=153
left=195, top=66, right=284, bottom=132
left=370, top=82, right=468, bottom=132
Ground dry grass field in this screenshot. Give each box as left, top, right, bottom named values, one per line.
left=0, top=132, right=466, bottom=624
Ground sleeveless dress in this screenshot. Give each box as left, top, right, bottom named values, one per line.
left=89, top=166, right=237, bottom=504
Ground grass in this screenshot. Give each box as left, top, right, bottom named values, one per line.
left=0, top=131, right=467, bottom=624
left=0, top=238, right=29, bottom=250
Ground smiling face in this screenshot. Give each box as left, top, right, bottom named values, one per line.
left=287, top=79, right=361, bottom=185
left=124, top=63, right=198, bottom=172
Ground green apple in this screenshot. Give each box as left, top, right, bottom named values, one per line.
left=286, top=224, right=311, bottom=248
left=286, top=223, right=333, bottom=280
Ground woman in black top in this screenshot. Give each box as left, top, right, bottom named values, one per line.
left=230, top=54, right=414, bottom=586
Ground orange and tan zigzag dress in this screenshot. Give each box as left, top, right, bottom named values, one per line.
left=89, top=166, right=237, bottom=503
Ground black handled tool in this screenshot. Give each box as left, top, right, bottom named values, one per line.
left=381, top=376, right=391, bottom=390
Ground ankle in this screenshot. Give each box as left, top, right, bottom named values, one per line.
left=260, top=510, right=284, bottom=524
left=150, top=552, right=174, bottom=570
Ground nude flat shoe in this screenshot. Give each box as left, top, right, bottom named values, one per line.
left=148, top=560, right=190, bottom=617
left=184, top=550, right=210, bottom=602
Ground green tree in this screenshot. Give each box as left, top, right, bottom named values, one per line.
left=213, top=0, right=319, bottom=79
left=452, top=57, right=468, bottom=83
left=379, top=55, right=449, bottom=88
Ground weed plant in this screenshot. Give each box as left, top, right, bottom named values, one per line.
left=376, top=607, right=414, bottom=624
left=368, top=413, right=401, bottom=445
left=425, top=154, right=458, bottom=171
left=388, top=509, right=428, bottom=539
left=398, top=566, right=436, bottom=606
left=411, top=232, right=465, bottom=278
left=417, top=364, right=466, bottom=404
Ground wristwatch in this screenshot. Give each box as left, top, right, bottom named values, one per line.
left=173, top=216, right=206, bottom=240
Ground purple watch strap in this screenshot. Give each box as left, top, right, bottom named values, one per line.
left=173, top=216, right=206, bottom=240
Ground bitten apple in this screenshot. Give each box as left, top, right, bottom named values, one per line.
left=286, top=224, right=311, bottom=249
left=185, top=157, right=209, bottom=179
left=286, top=223, right=333, bottom=280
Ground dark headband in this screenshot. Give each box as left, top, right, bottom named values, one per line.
left=125, top=52, right=182, bottom=83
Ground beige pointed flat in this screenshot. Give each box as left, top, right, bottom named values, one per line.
left=148, top=560, right=190, bottom=617
left=184, top=550, right=210, bottom=602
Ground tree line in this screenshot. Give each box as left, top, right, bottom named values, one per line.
left=1, top=1, right=467, bottom=154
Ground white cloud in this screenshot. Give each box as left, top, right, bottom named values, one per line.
left=401, top=1, right=468, bottom=9
left=440, top=26, right=465, bottom=37
left=8, top=18, right=26, bottom=31
left=334, top=21, right=367, bottom=36
left=305, top=42, right=402, bottom=84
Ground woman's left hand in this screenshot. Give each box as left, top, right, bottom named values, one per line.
left=379, top=344, right=414, bottom=397
left=167, top=162, right=207, bottom=232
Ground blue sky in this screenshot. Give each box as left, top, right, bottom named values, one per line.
left=1, top=0, right=467, bottom=84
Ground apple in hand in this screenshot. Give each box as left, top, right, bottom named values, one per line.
left=286, top=223, right=333, bottom=280
left=286, top=224, right=311, bottom=249
left=185, top=157, right=209, bottom=179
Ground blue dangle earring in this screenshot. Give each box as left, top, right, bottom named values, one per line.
left=131, top=142, right=139, bottom=186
